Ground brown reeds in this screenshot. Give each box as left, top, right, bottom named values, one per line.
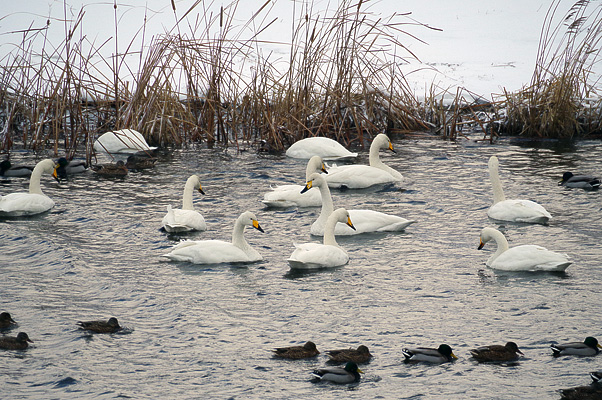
left=498, top=0, right=602, bottom=138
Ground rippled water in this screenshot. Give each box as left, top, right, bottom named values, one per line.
left=1, top=135, right=601, bottom=399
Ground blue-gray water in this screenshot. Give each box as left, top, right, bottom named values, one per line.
left=1, top=136, right=601, bottom=399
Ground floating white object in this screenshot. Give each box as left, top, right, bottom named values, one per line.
left=93, top=129, right=157, bottom=154
left=161, top=175, right=207, bottom=233
left=285, top=137, right=357, bottom=160
left=0, top=159, right=57, bottom=217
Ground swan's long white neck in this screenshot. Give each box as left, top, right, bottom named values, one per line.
left=29, top=161, right=49, bottom=195
left=368, top=137, right=386, bottom=169
left=488, top=157, right=506, bottom=204
left=485, top=228, right=509, bottom=264
left=231, top=217, right=250, bottom=250
left=305, top=156, right=322, bottom=180
left=323, top=215, right=339, bottom=246
left=182, top=176, right=198, bottom=210
left=314, top=177, right=334, bottom=229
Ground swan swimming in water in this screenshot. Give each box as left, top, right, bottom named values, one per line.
left=303, top=173, right=414, bottom=236
left=261, top=156, right=328, bottom=208
left=287, top=208, right=355, bottom=270
left=162, top=211, right=264, bottom=264
left=285, top=137, right=358, bottom=160
left=478, top=227, right=571, bottom=272
left=487, top=156, right=552, bottom=224
left=93, top=129, right=157, bottom=154
left=324, top=133, right=403, bottom=189
left=161, top=175, right=207, bottom=233
left=0, top=159, right=59, bottom=217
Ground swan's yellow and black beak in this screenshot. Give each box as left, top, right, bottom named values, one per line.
left=321, top=163, right=328, bottom=174
left=347, top=216, right=356, bottom=231
left=52, top=164, right=61, bottom=182
left=388, top=141, right=396, bottom=153
left=252, top=219, right=264, bottom=233
left=198, top=185, right=205, bottom=195
left=478, top=240, right=485, bottom=250
left=301, top=180, right=313, bottom=194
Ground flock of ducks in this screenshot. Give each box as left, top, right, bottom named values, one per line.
left=1, top=130, right=600, bottom=394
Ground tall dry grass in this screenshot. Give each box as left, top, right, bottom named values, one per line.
left=498, top=0, right=602, bottom=138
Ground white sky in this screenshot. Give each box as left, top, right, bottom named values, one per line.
left=0, top=0, right=596, bottom=98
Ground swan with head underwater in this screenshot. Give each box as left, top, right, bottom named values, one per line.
left=478, top=227, right=571, bottom=272
left=0, top=159, right=59, bottom=217
left=287, top=208, right=355, bottom=270
left=285, top=137, right=357, bottom=161
left=162, top=175, right=206, bottom=233
left=162, top=211, right=264, bottom=264
left=261, top=156, right=328, bottom=208
left=303, top=173, right=415, bottom=236
left=93, top=128, right=157, bottom=154
left=324, top=133, right=403, bottom=189
left=487, top=155, right=552, bottom=224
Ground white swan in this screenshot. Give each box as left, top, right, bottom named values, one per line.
left=304, top=173, right=415, bottom=236
left=93, top=129, right=157, bottom=154
left=261, top=156, right=328, bottom=208
left=162, top=211, right=264, bottom=264
left=288, top=208, right=355, bottom=270
left=0, top=159, right=58, bottom=217
left=285, top=137, right=358, bottom=160
left=487, top=156, right=552, bottom=224
left=325, top=133, right=403, bottom=189
left=161, top=175, right=207, bottom=233
left=478, top=227, right=571, bottom=272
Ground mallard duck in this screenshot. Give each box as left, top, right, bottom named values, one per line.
left=161, top=175, right=206, bottom=233
left=559, top=172, right=601, bottom=190
left=402, top=344, right=458, bottom=363
left=559, top=384, right=602, bottom=400
left=54, top=157, right=88, bottom=181
left=478, top=227, right=571, bottom=272
left=324, top=133, right=403, bottom=189
left=0, top=312, right=17, bottom=329
left=326, top=345, right=372, bottom=364
left=487, top=156, right=552, bottom=224
left=0, top=332, right=33, bottom=350
left=272, top=341, right=319, bottom=359
left=0, top=159, right=59, bottom=217
left=470, top=342, right=523, bottom=362
left=91, top=160, right=128, bottom=177
left=162, top=211, right=264, bottom=264
left=311, top=362, right=363, bottom=383
left=0, top=160, right=33, bottom=177
left=93, top=129, right=157, bottom=154
left=125, top=153, right=157, bottom=170
left=551, top=337, right=602, bottom=357
left=286, top=137, right=357, bottom=160
left=591, top=371, right=602, bottom=383
left=77, top=317, right=121, bottom=333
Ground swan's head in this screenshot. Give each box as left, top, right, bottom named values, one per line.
left=488, top=155, right=499, bottom=170
left=332, top=208, right=356, bottom=230
left=374, top=133, right=395, bottom=153
left=189, top=175, right=205, bottom=195
left=301, top=172, right=327, bottom=193
left=306, top=156, right=328, bottom=180
left=32, top=159, right=60, bottom=182
left=239, top=211, right=264, bottom=233
left=478, top=227, right=499, bottom=249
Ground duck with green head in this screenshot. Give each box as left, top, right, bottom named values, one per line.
left=311, top=362, right=363, bottom=384
left=552, top=337, right=602, bottom=357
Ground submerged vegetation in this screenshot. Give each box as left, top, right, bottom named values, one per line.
left=0, top=0, right=601, bottom=160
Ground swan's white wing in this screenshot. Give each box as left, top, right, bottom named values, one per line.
left=325, top=165, right=398, bottom=189
left=491, top=245, right=571, bottom=271
left=162, top=207, right=206, bottom=232
left=288, top=243, right=349, bottom=269
left=162, top=240, right=257, bottom=264
left=488, top=199, right=551, bottom=224
left=94, top=129, right=156, bottom=154
left=0, top=193, right=55, bottom=216
left=311, top=209, right=415, bottom=236
left=286, top=137, right=357, bottom=160
left=261, top=185, right=321, bottom=208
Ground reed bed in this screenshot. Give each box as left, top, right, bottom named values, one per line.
left=494, top=0, right=602, bottom=138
